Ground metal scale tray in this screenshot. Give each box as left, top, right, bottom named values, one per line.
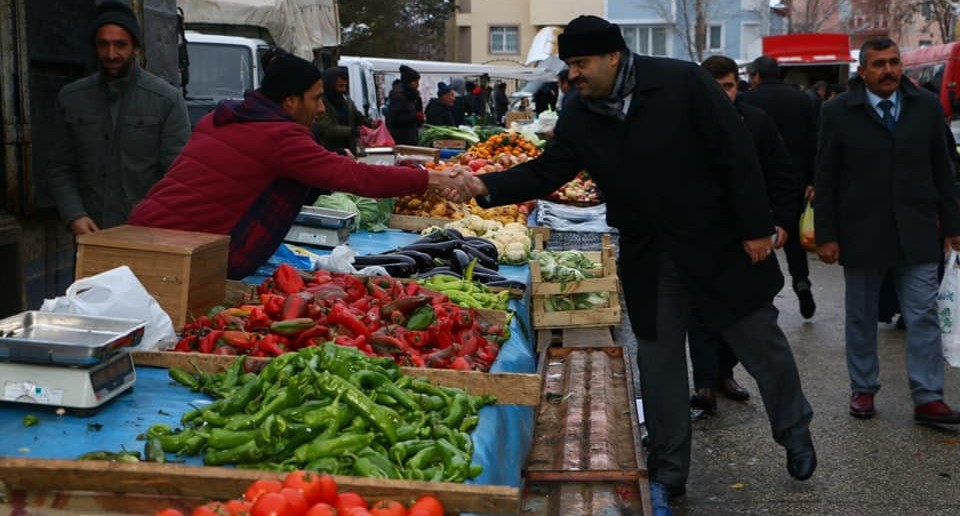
left=284, top=206, right=357, bottom=247
left=0, top=311, right=146, bottom=366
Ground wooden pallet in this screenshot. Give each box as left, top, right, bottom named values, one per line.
left=536, top=326, right=615, bottom=351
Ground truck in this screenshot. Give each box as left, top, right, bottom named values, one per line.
left=902, top=42, right=960, bottom=141
left=760, top=33, right=855, bottom=89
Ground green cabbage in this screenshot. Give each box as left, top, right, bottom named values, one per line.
left=313, top=193, right=393, bottom=233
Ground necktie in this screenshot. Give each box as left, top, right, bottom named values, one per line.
left=878, top=99, right=896, bottom=131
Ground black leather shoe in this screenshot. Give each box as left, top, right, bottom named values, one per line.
left=795, top=280, right=816, bottom=319
left=786, top=440, right=817, bottom=481
left=690, top=388, right=716, bottom=414
left=718, top=377, right=750, bottom=401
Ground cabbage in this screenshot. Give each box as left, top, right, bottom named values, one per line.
left=314, top=193, right=394, bottom=233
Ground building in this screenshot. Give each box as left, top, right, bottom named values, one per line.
left=606, top=0, right=773, bottom=62
left=447, top=0, right=603, bottom=64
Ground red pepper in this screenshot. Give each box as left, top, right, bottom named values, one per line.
left=246, top=306, right=273, bottom=329
left=281, top=293, right=310, bottom=320
left=389, top=278, right=406, bottom=299
left=292, top=325, right=329, bottom=350
left=199, top=330, right=224, bottom=354
left=404, top=330, right=431, bottom=349
left=174, top=334, right=198, bottom=352
left=370, top=333, right=425, bottom=367
left=222, top=330, right=257, bottom=349
left=456, top=329, right=482, bottom=357
left=429, top=319, right=455, bottom=350
left=350, top=297, right=372, bottom=312
left=424, top=345, right=456, bottom=367
left=257, top=334, right=285, bottom=356
left=261, top=294, right=286, bottom=319
left=353, top=334, right=374, bottom=356
left=365, top=307, right=382, bottom=332
left=257, top=278, right=277, bottom=296
left=389, top=310, right=406, bottom=326
left=454, top=310, right=475, bottom=329
left=312, top=270, right=332, bottom=284
left=334, top=335, right=357, bottom=349
left=273, top=264, right=305, bottom=295
left=328, top=303, right=371, bottom=339
left=368, top=282, right=391, bottom=302
left=450, top=356, right=473, bottom=370
left=342, top=275, right=367, bottom=302
left=311, top=283, right=350, bottom=301
left=405, top=282, right=421, bottom=296
left=214, top=344, right=238, bottom=356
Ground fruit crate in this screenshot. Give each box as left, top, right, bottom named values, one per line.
left=529, top=234, right=621, bottom=329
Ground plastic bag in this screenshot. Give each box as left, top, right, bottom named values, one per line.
left=314, top=245, right=388, bottom=277
left=799, top=202, right=816, bottom=252
left=939, top=251, right=960, bottom=367
left=360, top=124, right=396, bottom=148
left=40, top=266, right=176, bottom=349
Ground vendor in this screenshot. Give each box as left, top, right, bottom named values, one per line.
left=424, top=82, right=456, bottom=126
left=128, top=54, right=471, bottom=279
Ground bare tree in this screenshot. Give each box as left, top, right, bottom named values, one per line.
left=648, top=0, right=718, bottom=62
left=922, top=0, right=959, bottom=43
left=788, top=0, right=841, bottom=33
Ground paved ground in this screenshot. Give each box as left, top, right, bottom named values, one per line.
left=619, top=254, right=960, bottom=516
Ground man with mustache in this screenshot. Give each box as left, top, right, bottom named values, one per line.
left=816, top=37, right=960, bottom=423
left=48, top=1, right=190, bottom=236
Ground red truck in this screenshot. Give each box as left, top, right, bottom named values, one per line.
left=902, top=42, right=960, bottom=140
left=760, top=33, right=855, bottom=89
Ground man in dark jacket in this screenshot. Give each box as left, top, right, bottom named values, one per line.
left=493, top=82, right=509, bottom=124
left=386, top=65, right=423, bottom=145
left=424, top=82, right=457, bottom=126
left=689, top=55, right=798, bottom=414
left=816, top=37, right=960, bottom=424
left=744, top=56, right=819, bottom=319
left=48, top=0, right=189, bottom=236
left=312, top=66, right=368, bottom=155
left=460, top=15, right=815, bottom=509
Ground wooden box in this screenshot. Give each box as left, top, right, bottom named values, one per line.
left=530, top=234, right=621, bottom=329
left=75, top=225, right=230, bottom=331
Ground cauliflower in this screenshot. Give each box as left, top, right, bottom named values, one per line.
left=458, top=227, right=479, bottom=237
left=483, top=219, right=504, bottom=233
left=491, top=239, right=506, bottom=258
left=421, top=226, right=443, bottom=236
left=464, top=214, right=487, bottom=233
left=504, top=241, right=528, bottom=263
left=503, top=222, right=527, bottom=234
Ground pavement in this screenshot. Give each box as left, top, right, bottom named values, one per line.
left=618, top=254, right=960, bottom=516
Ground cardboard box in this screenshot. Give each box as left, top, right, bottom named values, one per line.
left=75, top=225, right=229, bottom=331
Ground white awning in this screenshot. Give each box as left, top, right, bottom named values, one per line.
left=339, top=56, right=554, bottom=81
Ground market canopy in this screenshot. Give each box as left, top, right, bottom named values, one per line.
left=178, top=0, right=340, bottom=60
left=339, top=56, right=555, bottom=81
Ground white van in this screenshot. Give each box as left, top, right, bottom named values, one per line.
left=183, top=32, right=270, bottom=127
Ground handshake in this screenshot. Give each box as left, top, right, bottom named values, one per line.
left=426, top=166, right=487, bottom=203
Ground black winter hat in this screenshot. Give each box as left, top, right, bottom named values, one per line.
left=400, top=65, right=421, bottom=84
left=90, top=1, right=142, bottom=47
left=437, top=82, right=452, bottom=97
left=558, top=15, right=627, bottom=60
left=259, top=54, right=323, bottom=101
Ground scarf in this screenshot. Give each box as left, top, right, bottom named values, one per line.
left=582, top=52, right=636, bottom=120
left=213, top=90, right=294, bottom=126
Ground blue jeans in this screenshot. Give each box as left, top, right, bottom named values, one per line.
left=844, top=264, right=945, bottom=405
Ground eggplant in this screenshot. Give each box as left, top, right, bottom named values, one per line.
left=417, top=268, right=461, bottom=279
left=443, top=228, right=465, bottom=241
left=432, top=257, right=453, bottom=268
left=464, top=237, right=498, bottom=258
left=451, top=249, right=472, bottom=274
left=399, top=240, right=461, bottom=257
left=396, top=249, right=434, bottom=270
left=483, top=279, right=527, bottom=291
left=462, top=244, right=499, bottom=271
left=412, top=230, right=451, bottom=245
left=472, top=271, right=509, bottom=283
left=377, top=263, right=416, bottom=277
left=353, top=253, right=417, bottom=268
left=473, top=264, right=502, bottom=277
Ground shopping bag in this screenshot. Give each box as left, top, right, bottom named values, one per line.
left=360, top=124, right=395, bottom=148
left=40, top=266, right=176, bottom=349
left=799, top=202, right=817, bottom=252
left=938, top=251, right=960, bottom=367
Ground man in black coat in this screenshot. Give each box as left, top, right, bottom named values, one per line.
left=424, top=82, right=457, bottom=126
left=688, top=55, right=799, bottom=414
left=460, top=15, right=815, bottom=507
left=744, top=56, right=819, bottom=320
left=816, top=37, right=960, bottom=424
left=386, top=65, right=423, bottom=145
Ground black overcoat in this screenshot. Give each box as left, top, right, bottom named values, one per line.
left=386, top=85, right=422, bottom=146
left=478, top=55, right=783, bottom=339
left=742, top=79, right=819, bottom=188
left=814, top=80, right=960, bottom=268
left=736, top=98, right=798, bottom=228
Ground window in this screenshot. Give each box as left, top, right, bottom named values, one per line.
left=621, top=26, right=668, bottom=56
left=489, top=26, right=519, bottom=54
left=707, top=24, right=723, bottom=51
left=186, top=42, right=254, bottom=100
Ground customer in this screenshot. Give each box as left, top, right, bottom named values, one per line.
left=815, top=37, right=960, bottom=424
left=493, top=82, right=509, bottom=124
left=48, top=0, right=189, bottom=235
left=455, top=15, right=816, bottom=513
left=312, top=66, right=369, bottom=155
left=425, top=82, right=457, bottom=126
left=386, top=65, right=423, bottom=145
left=129, top=54, right=471, bottom=279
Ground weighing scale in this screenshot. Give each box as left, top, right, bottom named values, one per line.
left=284, top=206, right=357, bottom=248
left=0, top=311, right=145, bottom=415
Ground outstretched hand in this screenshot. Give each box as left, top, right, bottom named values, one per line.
left=427, top=166, right=474, bottom=203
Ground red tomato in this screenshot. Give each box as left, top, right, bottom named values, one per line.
left=283, top=470, right=338, bottom=505
left=245, top=479, right=284, bottom=503
left=155, top=510, right=185, bottom=516
left=224, top=499, right=253, bottom=515
left=334, top=492, right=367, bottom=511
left=406, top=511, right=433, bottom=516
left=303, top=503, right=338, bottom=516
left=341, top=510, right=373, bottom=516
left=408, top=496, right=443, bottom=516
left=370, top=499, right=407, bottom=516
left=251, top=492, right=291, bottom=516
left=279, top=488, right=309, bottom=516
left=192, top=503, right=227, bottom=516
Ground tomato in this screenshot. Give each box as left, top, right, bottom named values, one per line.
left=283, top=470, right=338, bottom=505
left=406, top=510, right=433, bottom=516
left=334, top=492, right=367, bottom=511
left=370, top=499, right=407, bottom=516
left=408, top=496, right=443, bottom=516
left=251, top=492, right=291, bottom=516
left=341, top=509, right=373, bottom=516
left=192, top=502, right=228, bottom=516
left=224, top=499, right=253, bottom=515
left=245, top=479, right=284, bottom=503
left=279, top=488, right=309, bottom=516
left=303, top=503, right=337, bottom=516
left=155, top=510, right=185, bottom=516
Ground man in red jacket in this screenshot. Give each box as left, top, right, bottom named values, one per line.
left=129, top=54, right=469, bottom=279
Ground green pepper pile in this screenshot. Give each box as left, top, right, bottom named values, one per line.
left=152, top=343, right=495, bottom=483
left=417, top=274, right=512, bottom=311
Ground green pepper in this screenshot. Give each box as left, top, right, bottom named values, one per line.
left=405, top=443, right=442, bottom=470
left=168, top=367, right=200, bottom=390
left=221, top=355, right=246, bottom=391
left=390, top=439, right=436, bottom=464
left=203, top=439, right=265, bottom=466
left=218, top=377, right=262, bottom=416
left=225, top=383, right=300, bottom=431
left=352, top=456, right=389, bottom=479
left=305, top=457, right=340, bottom=474
left=145, top=437, right=165, bottom=463
left=22, top=414, right=39, bottom=427
left=208, top=428, right=257, bottom=450
left=147, top=424, right=173, bottom=440
left=411, top=393, right=446, bottom=412
left=468, top=463, right=483, bottom=479
left=350, top=370, right=420, bottom=413
left=358, top=448, right=401, bottom=479
left=158, top=429, right=200, bottom=454
left=77, top=450, right=142, bottom=462
left=293, top=432, right=374, bottom=464
left=408, top=379, right=452, bottom=403
left=405, top=305, right=435, bottom=330
left=441, top=393, right=469, bottom=429
left=279, top=399, right=333, bottom=421
left=316, top=372, right=398, bottom=444
left=460, top=415, right=480, bottom=433
left=422, top=465, right=446, bottom=482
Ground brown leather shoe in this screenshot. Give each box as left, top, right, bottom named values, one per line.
left=690, top=388, right=716, bottom=414
left=718, top=377, right=750, bottom=401
left=914, top=400, right=960, bottom=424
left=849, top=392, right=875, bottom=419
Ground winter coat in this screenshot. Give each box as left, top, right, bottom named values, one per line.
left=814, top=79, right=960, bottom=268
left=128, top=90, right=428, bottom=279
left=735, top=98, right=798, bottom=228
left=424, top=99, right=456, bottom=126
left=742, top=79, right=818, bottom=187
left=313, top=94, right=364, bottom=154
left=48, top=61, right=190, bottom=229
left=386, top=85, right=422, bottom=145
left=478, top=54, right=782, bottom=339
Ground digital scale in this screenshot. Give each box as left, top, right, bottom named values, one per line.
left=0, top=311, right=145, bottom=415
left=284, top=206, right=357, bottom=248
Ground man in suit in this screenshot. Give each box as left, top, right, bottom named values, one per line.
left=744, top=56, right=819, bottom=320
left=816, top=37, right=960, bottom=423
left=459, top=15, right=816, bottom=512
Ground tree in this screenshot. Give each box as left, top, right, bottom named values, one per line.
left=649, top=0, right=719, bottom=62
left=921, top=0, right=959, bottom=43
left=337, top=0, right=455, bottom=60
left=788, top=0, right=842, bottom=34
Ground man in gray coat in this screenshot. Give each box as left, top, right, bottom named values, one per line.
left=48, top=1, right=189, bottom=236
left=816, top=37, right=960, bottom=423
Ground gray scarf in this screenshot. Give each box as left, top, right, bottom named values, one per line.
left=583, top=52, right=636, bottom=120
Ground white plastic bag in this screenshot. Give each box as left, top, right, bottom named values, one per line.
left=314, top=245, right=388, bottom=277
left=937, top=251, right=960, bottom=367
left=40, top=266, right=176, bottom=350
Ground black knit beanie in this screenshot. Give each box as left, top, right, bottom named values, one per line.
left=400, top=65, right=421, bottom=84
left=558, top=15, right=627, bottom=60
left=90, top=1, right=142, bottom=47
left=259, top=54, right=324, bottom=101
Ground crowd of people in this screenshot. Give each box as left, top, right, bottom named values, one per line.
left=46, top=5, right=960, bottom=515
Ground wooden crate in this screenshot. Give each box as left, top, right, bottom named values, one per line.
left=75, top=225, right=229, bottom=331
left=536, top=326, right=615, bottom=352
left=394, top=145, right=440, bottom=164
left=431, top=139, right=467, bottom=149
left=529, top=234, right=621, bottom=329
left=387, top=213, right=457, bottom=232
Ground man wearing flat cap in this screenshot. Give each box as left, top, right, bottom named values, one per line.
left=386, top=65, right=424, bottom=145
left=48, top=0, right=190, bottom=236
left=457, top=15, right=816, bottom=511
left=129, top=54, right=472, bottom=279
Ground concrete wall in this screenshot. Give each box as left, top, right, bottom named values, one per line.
left=529, top=0, right=604, bottom=26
